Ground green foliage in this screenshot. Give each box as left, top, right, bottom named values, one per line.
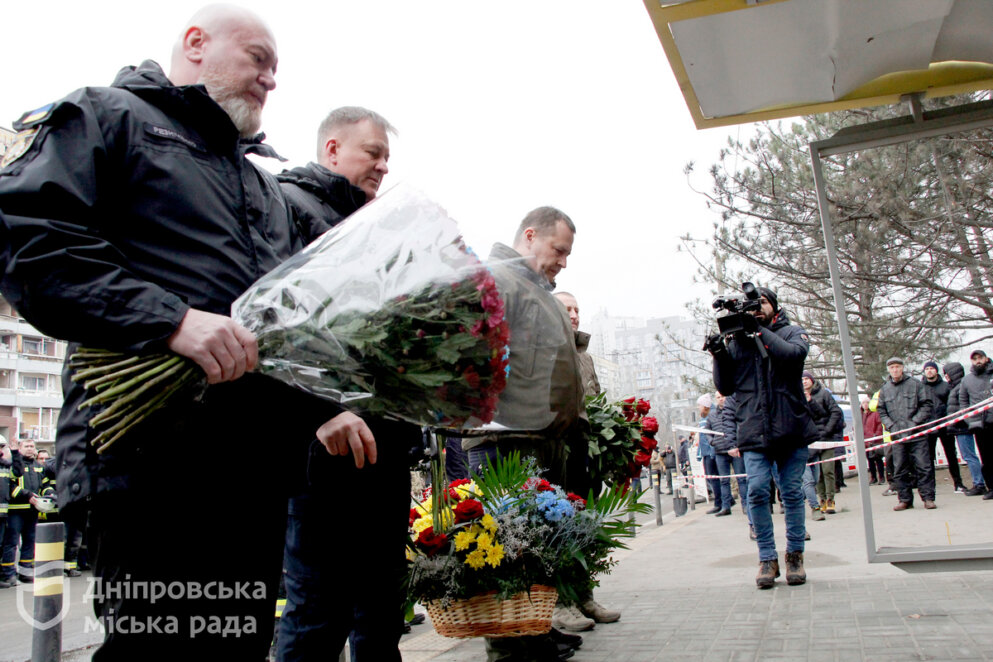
left=585, top=393, right=642, bottom=485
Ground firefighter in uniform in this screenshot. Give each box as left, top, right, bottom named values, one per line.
left=1, top=439, right=53, bottom=584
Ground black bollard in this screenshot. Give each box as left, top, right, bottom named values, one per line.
left=653, top=479, right=663, bottom=526
left=32, top=521, right=65, bottom=662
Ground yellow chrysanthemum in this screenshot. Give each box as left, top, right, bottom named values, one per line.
left=480, top=514, right=498, bottom=533
left=453, top=481, right=482, bottom=500
left=453, top=529, right=477, bottom=552
left=475, top=531, right=493, bottom=551
left=418, top=499, right=432, bottom=514
left=465, top=549, right=487, bottom=570
left=412, top=516, right=432, bottom=533
left=486, top=543, right=505, bottom=567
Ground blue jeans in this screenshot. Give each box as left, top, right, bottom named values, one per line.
left=744, top=447, right=807, bottom=561
left=802, top=462, right=820, bottom=509
left=714, top=453, right=749, bottom=523
left=956, top=433, right=986, bottom=489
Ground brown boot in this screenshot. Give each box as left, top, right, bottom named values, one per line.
left=756, top=558, right=780, bottom=589
left=785, top=551, right=806, bottom=585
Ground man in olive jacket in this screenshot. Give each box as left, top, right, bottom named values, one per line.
left=877, top=357, right=935, bottom=510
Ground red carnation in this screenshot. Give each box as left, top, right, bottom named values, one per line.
left=453, top=498, right=485, bottom=523
left=417, top=526, right=449, bottom=556
left=449, top=478, right=472, bottom=489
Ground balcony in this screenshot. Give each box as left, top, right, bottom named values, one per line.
left=0, top=388, right=63, bottom=408
left=0, top=350, right=65, bottom=374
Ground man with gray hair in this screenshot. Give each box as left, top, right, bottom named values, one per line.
left=275, top=107, right=412, bottom=662
left=877, top=357, right=935, bottom=510
left=0, top=5, right=369, bottom=658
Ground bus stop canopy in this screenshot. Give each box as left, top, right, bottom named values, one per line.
left=643, top=0, right=993, bottom=129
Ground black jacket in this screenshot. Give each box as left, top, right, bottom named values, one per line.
left=922, top=374, right=951, bottom=420
left=713, top=312, right=818, bottom=456
left=0, top=61, right=340, bottom=507
left=948, top=360, right=993, bottom=430
left=712, top=397, right=737, bottom=453
left=877, top=374, right=932, bottom=435
left=277, top=162, right=366, bottom=242
left=806, top=382, right=844, bottom=441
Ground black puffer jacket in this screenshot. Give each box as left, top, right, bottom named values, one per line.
left=806, top=382, right=844, bottom=441
left=0, top=61, right=340, bottom=507
left=713, top=312, right=819, bottom=456
left=947, top=360, right=993, bottom=430
left=277, top=162, right=366, bottom=242
left=877, top=374, right=932, bottom=435
left=712, top=397, right=737, bottom=453
left=922, top=374, right=951, bottom=420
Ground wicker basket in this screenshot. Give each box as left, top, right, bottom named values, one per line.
left=425, top=584, right=558, bottom=638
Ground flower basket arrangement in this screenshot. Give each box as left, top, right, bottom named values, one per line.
left=407, top=453, right=649, bottom=638
left=68, top=187, right=511, bottom=452
left=585, top=394, right=657, bottom=486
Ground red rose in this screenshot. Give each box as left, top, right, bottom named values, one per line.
left=640, top=436, right=658, bottom=452
left=641, top=417, right=659, bottom=434
left=453, top=498, right=484, bottom=523
left=417, top=526, right=448, bottom=556
left=537, top=479, right=554, bottom=492
left=634, top=450, right=652, bottom=466
left=566, top=493, right=587, bottom=509
left=636, top=399, right=651, bottom=415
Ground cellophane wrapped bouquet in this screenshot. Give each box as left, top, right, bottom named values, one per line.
left=70, top=186, right=511, bottom=452
left=407, top=453, right=648, bottom=609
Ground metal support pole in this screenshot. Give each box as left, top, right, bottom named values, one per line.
left=32, top=521, right=65, bottom=662
left=808, top=147, right=877, bottom=556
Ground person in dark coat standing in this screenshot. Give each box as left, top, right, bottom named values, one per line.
left=708, top=287, right=818, bottom=588
left=947, top=350, right=993, bottom=499
left=0, top=7, right=362, bottom=658
left=877, top=358, right=935, bottom=510
left=921, top=360, right=965, bottom=493
left=802, top=371, right=844, bottom=515
left=944, top=361, right=987, bottom=495
left=274, top=107, right=418, bottom=662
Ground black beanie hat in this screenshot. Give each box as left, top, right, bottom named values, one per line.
left=757, top=286, right=779, bottom=312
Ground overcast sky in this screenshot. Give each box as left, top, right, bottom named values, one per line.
left=0, top=1, right=746, bottom=324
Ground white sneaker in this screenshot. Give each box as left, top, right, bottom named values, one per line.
left=551, top=604, right=595, bottom=632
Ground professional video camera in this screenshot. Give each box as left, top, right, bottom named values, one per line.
left=712, top=282, right=762, bottom=336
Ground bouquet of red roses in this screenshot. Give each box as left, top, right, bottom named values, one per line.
left=585, top=393, right=656, bottom=486
left=70, top=186, right=511, bottom=452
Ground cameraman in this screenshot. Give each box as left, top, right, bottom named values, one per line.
left=707, top=287, right=818, bottom=589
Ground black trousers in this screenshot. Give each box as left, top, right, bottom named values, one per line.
left=278, top=426, right=412, bottom=662
left=1, top=508, right=37, bottom=580
left=927, top=434, right=963, bottom=487
left=892, top=438, right=936, bottom=503
left=973, top=428, right=993, bottom=490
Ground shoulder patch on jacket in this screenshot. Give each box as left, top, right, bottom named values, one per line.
left=800, top=334, right=809, bottom=342
left=1, top=128, right=40, bottom=169
left=17, top=103, right=55, bottom=127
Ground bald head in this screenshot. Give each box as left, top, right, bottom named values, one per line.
left=169, top=4, right=278, bottom=137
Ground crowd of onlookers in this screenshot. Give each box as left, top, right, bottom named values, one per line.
left=641, top=349, right=993, bottom=539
